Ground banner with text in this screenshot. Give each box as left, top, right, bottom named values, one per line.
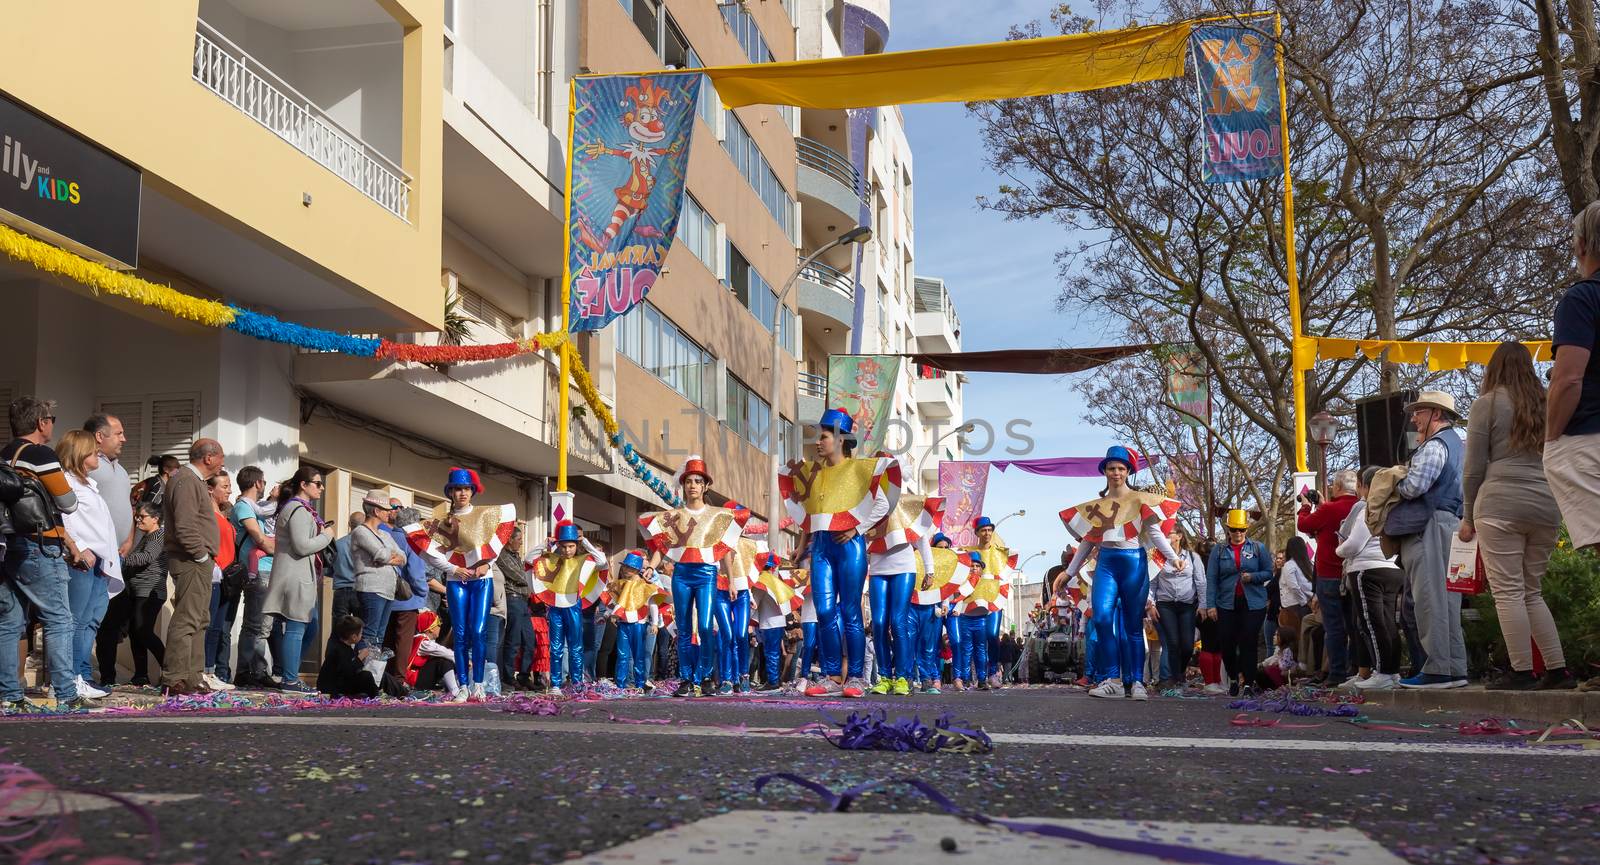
left=1190, top=25, right=1282, bottom=184
left=826, top=354, right=904, bottom=456
left=1163, top=346, right=1211, bottom=427
left=938, top=461, right=992, bottom=549
left=567, top=74, right=700, bottom=332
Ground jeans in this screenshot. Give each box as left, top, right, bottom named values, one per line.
left=270, top=611, right=319, bottom=686
left=1091, top=546, right=1148, bottom=684
left=501, top=594, right=536, bottom=677
left=356, top=591, right=393, bottom=652
left=957, top=614, right=989, bottom=684
left=1401, top=511, right=1467, bottom=679
left=548, top=604, right=585, bottom=688
left=1154, top=600, right=1197, bottom=683
left=67, top=564, right=111, bottom=682
left=0, top=539, right=78, bottom=702
left=643, top=628, right=657, bottom=681
left=484, top=613, right=505, bottom=693
left=671, top=562, right=718, bottom=683
left=1314, top=578, right=1350, bottom=681
left=236, top=579, right=271, bottom=682
left=712, top=589, right=751, bottom=683
left=1351, top=567, right=1403, bottom=675
left=616, top=621, right=649, bottom=688
left=913, top=604, right=941, bottom=682
left=584, top=608, right=607, bottom=681
left=810, top=530, right=868, bottom=678
left=446, top=578, right=492, bottom=686
left=205, top=583, right=242, bottom=680
left=869, top=573, right=916, bottom=680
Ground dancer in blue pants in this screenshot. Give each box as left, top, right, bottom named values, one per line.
left=526, top=521, right=605, bottom=695
left=1060, top=446, right=1184, bottom=702
left=911, top=535, right=969, bottom=694
left=748, top=550, right=805, bottom=691
left=780, top=408, right=900, bottom=699
left=865, top=493, right=940, bottom=695
left=640, top=456, right=744, bottom=698
left=608, top=550, right=663, bottom=691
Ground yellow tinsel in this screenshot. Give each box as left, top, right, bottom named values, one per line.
left=567, top=347, right=619, bottom=438
left=0, top=222, right=236, bottom=328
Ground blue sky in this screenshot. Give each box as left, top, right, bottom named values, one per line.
left=891, top=2, right=1123, bottom=583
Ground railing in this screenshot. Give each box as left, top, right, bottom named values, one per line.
left=797, top=371, right=828, bottom=399
left=796, top=137, right=864, bottom=202
left=193, top=20, right=412, bottom=222
left=797, top=256, right=855, bottom=300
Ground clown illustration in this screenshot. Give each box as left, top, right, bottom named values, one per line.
left=577, top=77, right=684, bottom=254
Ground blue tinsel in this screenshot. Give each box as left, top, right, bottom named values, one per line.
left=227, top=306, right=382, bottom=356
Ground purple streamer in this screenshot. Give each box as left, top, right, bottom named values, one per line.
left=818, top=710, right=993, bottom=754
left=1226, top=698, right=1360, bottom=717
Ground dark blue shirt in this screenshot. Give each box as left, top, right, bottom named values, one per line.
left=1552, top=276, right=1600, bottom=436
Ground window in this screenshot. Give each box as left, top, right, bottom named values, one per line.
left=630, top=0, right=660, bottom=48
left=781, top=416, right=798, bottom=462
left=723, top=112, right=795, bottom=241
left=721, top=2, right=775, bottom=64
left=725, top=375, right=771, bottom=450
left=96, top=394, right=201, bottom=481
left=628, top=0, right=692, bottom=70
left=725, top=243, right=795, bottom=353
left=676, top=194, right=717, bottom=273
left=457, top=285, right=522, bottom=340
left=683, top=48, right=720, bottom=131
left=618, top=302, right=716, bottom=412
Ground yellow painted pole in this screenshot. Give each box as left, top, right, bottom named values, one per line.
left=1274, top=13, right=1309, bottom=474
left=558, top=80, right=577, bottom=492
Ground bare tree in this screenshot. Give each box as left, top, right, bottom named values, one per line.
left=1534, top=0, right=1600, bottom=213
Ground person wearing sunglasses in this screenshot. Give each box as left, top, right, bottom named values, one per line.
left=263, top=466, right=335, bottom=693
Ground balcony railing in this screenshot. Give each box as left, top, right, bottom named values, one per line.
left=193, top=20, right=412, bottom=221
left=797, top=257, right=855, bottom=300
left=796, top=137, right=864, bottom=202
left=797, top=371, right=828, bottom=399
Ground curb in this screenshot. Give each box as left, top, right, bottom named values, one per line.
left=1363, top=686, right=1600, bottom=725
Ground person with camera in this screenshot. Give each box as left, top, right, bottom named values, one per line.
left=1296, top=474, right=1361, bottom=687
left=0, top=397, right=91, bottom=712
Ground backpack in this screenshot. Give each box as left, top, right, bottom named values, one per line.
left=1, top=449, right=60, bottom=539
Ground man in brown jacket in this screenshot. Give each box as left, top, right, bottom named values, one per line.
left=162, top=438, right=224, bottom=694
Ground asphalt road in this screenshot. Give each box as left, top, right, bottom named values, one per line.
left=3, top=685, right=1597, bottom=865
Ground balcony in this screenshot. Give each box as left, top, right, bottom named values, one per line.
left=912, top=276, right=961, bottom=353
left=796, top=136, right=864, bottom=225
left=193, top=19, right=411, bottom=221
left=915, top=372, right=957, bottom=420
left=797, top=370, right=828, bottom=430
left=796, top=256, right=855, bottom=351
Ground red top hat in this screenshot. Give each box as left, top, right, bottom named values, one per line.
left=676, top=455, right=713, bottom=487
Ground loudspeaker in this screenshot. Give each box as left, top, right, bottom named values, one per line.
left=1355, top=390, right=1417, bottom=469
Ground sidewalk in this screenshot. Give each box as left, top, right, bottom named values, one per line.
left=1365, top=686, right=1600, bottom=726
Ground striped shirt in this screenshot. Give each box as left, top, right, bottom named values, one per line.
left=1, top=439, right=78, bottom=543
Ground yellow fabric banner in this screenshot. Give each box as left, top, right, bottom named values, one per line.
left=1312, top=337, right=1553, bottom=367
left=703, top=22, right=1193, bottom=109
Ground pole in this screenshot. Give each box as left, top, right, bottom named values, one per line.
left=558, top=80, right=577, bottom=494
left=1274, top=12, right=1309, bottom=474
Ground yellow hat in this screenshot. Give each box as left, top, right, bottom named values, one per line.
left=1225, top=509, right=1250, bottom=531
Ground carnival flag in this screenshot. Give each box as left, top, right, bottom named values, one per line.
left=1163, top=347, right=1210, bottom=427
left=938, top=461, right=991, bottom=549
left=826, top=354, right=904, bottom=455
left=566, top=74, right=701, bottom=332
left=1190, top=25, right=1282, bottom=184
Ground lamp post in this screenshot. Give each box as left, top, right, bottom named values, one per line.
left=768, top=226, right=873, bottom=554
left=1308, top=410, right=1340, bottom=495
left=995, top=509, right=1025, bottom=530
left=915, top=421, right=976, bottom=492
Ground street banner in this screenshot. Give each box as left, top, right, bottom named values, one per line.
left=826, top=354, right=903, bottom=455
left=1163, top=346, right=1210, bottom=427
left=938, top=461, right=991, bottom=549
left=1190, top=25, right=1282, bottom=183
left=566, top=74, right=701, bottom=332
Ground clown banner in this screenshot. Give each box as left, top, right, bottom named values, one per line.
left=826, top=354, right=903, bottom=455
left=1162, top=345, right=1210, bottom=427
left=937, top=461, right=991, bottom=549
left=566, top=74, right=701, bottom=332
left=1189, top=25, right=1282, bottom=184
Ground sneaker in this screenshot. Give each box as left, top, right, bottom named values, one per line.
left=547, top=686, right=564, bottom=698
left=1536, top=668, right=1578, bottom=691
left=129, top=676, right=151, bottom=687
left=1087, top=680, right=1124, bottom=699
left=700, top=678, right=717, bottom=698
left=842, top=678, right=867, bottom=698
left=976, top=679, right=992, bottom=692
left=1485, top=670, right=1539, bottom=691
left=1338, top=675, right=1371, bottom=692
left=1355, top=673, right=1399, bottom=691
left=805, top=678, right=842, bottom=697
left=922, top=683, right=942, bottom=695
left=1202, top=683, right=1227, bottom=696
left=280, top=681, right=316, bottom=695
left=59, top=696, right=98, bottom=713
left=1446, top=678, right=1470, bottom=689
left=951, top=679, right=966, bottom=692
left=756, top=680, right=780, bottom=692
left=673, top=681, right=695, bottom=698
left=2, top=698, right=46, bottom=715
left=1129, top=682, right=1149, bottom=701
left=738, top=676, right=753, bottom=694
left=717, top=681, right=734, bottom=696
left=868, top=678, right=893, bottom=696
left=470, top=684, right=486, bottom=702
left=201, top=673, right=236, bottom=692
left=451, top=687, right=470, bottom=703
left=74, top=677, right=109, bottom=699
left=1400, top=673, right=1463, bottom=690
left=891, top=677, right=911, bottom=696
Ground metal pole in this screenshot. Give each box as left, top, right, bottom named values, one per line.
left=557, top=80, right=577, bottom=494
left=1274, top=12, right=1310, bottom=474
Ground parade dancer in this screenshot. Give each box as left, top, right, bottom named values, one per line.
left=608, top=550, right=664, bottom=691
left=931, top=533, right=966, bottom=690
left=865, top=493, right=942, bottom=695
left=405, top=468, right=516, bottom=703
left=780, top=409, right=901, bottom=698
left=965, top=516, right=1018, bottom=688
left=911, top=542, right=976, bottom=694
left=712, top=508, right=757, bottom=694
left=525, top=522, right=605, bottom=696
left=749, top=549, right=808, bottom=692
left=1059, top=446, right=1184, bottom=701
left=639, top=457, right=744, bottom=698
left=955, top=551, right=997, bottom=691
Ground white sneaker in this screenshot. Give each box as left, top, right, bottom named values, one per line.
left=202, top=673, right=236, bottom=692
left=450, top=687, right=469, bottom=703
left=1129, top=682, right=1149, bottom=701
left=546, top=686, right=564, bottom=698
left=470, top=683, right=486, bottom=702
left=74, top=677, right=109, bottom=699
left=1355, top=673, right=1398, bottom=691
left=1202, top=683, right=1227, bottom=696
left=1088, top=680, right=1125, bottom=699
left=1338, top=675, right=1371, bottom=692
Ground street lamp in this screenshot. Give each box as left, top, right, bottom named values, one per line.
left=768, top=226, right=874, bottom=554
left=1017, top=550, right=1047, bottom=572
left=915, top=421, right=976, bottom=490
left=995, top=509, right=1025, bottom=530
left=1308, top=410, right=1340, bottom=494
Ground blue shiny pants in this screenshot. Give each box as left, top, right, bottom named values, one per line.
left=1092, top=546, right=1149, bottom=684
left=810, top=530, right=867, bottom=677
left=958, top=614, right=989, bottom=684
left=869, top=573, right=915, bottom=680
left=446, top=577, right=493, bottom=685
left=761, top=626, right=784, bottom=684
left=795, top=621, right=818, bottom=679
left=672, top=562, right=718, bottom=684
left=1084, top=611, right=1122, bottom=682
left=986, top=610, right=1004, bottom=678
left=912, top=604, right=941, bottom=682
left=944, top=604, right=965, bottom=681
left=713, top=589, right=751, bottom=684
left=615, top=621, right=649, bottom=688
left=548, top=603, right=586, bottom=688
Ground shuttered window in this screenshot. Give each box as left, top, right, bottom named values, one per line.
left=96, top=393, right=200, bottom=481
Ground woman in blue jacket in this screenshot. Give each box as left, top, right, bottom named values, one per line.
left=1206, top=509, right=1273, bottom=696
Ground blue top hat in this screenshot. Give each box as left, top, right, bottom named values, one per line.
left=932, top=532, right=951, bottom=547
left=968, top=550, right=984, bottom=569
left=973, top=516, right=995, bottom=531
left=620, top=549, right=646, bottom=573
left=1098, top=446, right=1139, bottom=475
left=815, top=407, right=857, bottom=442
left=444, top=466, right=483, bottom=495
left=555, top=521, right=580, bottom=543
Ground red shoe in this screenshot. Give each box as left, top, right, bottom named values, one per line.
left=841, top=678, right=866, bottom=698
left=805, top=678, right=842, bottom=697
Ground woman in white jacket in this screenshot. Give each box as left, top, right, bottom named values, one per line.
left=1336, top=466, right=1405, bottom=691
left=56, top=430, right=124, bottom=700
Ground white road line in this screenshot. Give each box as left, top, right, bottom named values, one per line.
left=78, top=714, right=1600, bottom=757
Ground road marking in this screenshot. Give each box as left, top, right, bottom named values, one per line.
left=80, top=715, right=1600, bottom=757
left=572, top=811, right=1407, bottom=865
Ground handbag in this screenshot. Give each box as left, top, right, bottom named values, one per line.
left=219, top=523, right=249, bottom=595
left=1383, top=496, right=1432, bottom=540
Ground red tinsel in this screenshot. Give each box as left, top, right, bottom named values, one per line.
left=377, top=338, right=536, bottom=364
